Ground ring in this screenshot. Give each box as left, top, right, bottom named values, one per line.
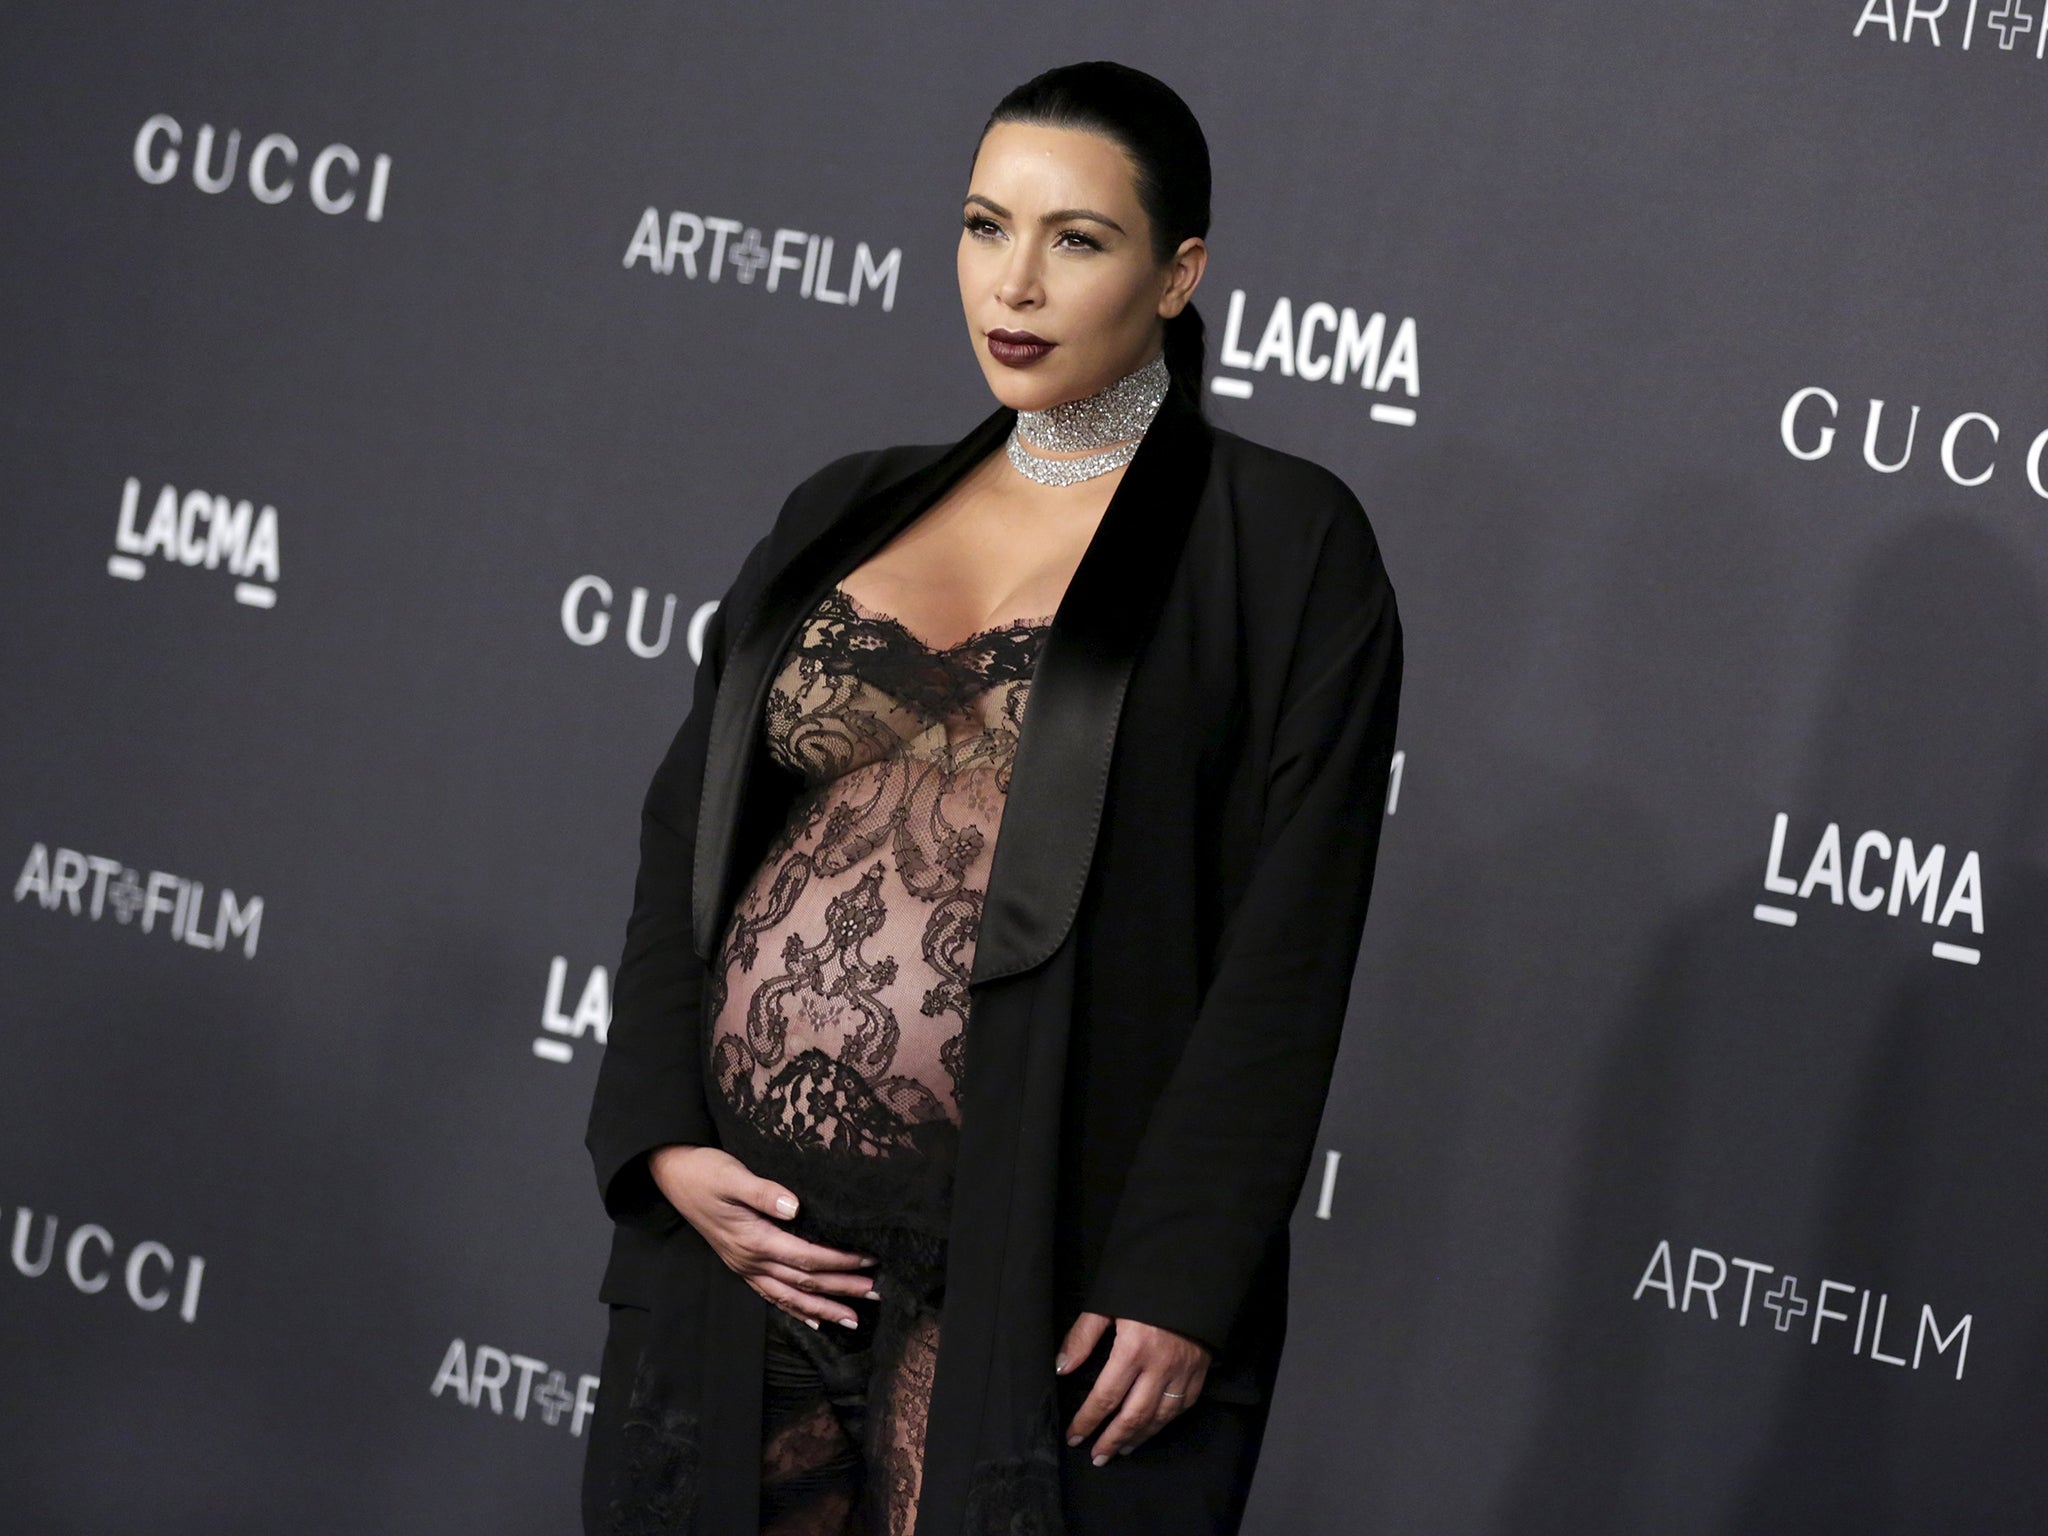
left=1161, top=1390, right=1184, bottom=1399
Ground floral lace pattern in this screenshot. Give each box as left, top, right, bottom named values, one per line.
left=705, top=582, right=1052, bottom=1533
left=707, top=583, right=1050, bottom=1166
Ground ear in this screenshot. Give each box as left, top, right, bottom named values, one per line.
left=1159, top=236, right=1208, bottom=319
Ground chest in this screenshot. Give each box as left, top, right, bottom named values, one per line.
left=762, top=584, right=1054, bottom=787
left=830, top=465, right=1117, bottom=651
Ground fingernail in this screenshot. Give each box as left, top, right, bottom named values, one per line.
left=1054, top=1355, right=1068, bottom=1373
left=839, top=1315, right=859, bottom=1329
left=805, top=1318, right=820, bottom=1330
left=776, top=1196, right=798, bottom=1216
left=859, top=1256, right=878, bottom=1267
left=865, top=1288, right=881, bottom=1300
left=1091, top=1453, right=1108, bottom=1467
left=1066, top=1435, right=1081, bottom=1447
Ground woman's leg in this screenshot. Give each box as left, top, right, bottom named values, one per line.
left=760, top=1304, right=869, bottom=1535
left=862, top=1296, right=943, bottom=1536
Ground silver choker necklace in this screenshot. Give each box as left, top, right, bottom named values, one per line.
left=1005, top=350, right=1170, bottom=487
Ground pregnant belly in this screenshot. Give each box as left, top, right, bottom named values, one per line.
left=706, top=850, right=980, bottom=1146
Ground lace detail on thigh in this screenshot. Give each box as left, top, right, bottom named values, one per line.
left=762, top=1401, right=862, bottom=1536
left=864, top=1305, right=942, bottom=1536
left=761, top=1309, right=867, bottom=1535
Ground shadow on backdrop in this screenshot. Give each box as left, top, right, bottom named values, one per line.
left=1496, top=516, right=2046, bottom=1534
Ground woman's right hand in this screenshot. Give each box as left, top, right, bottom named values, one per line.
left=647, top=1143, right=879, bottom=1330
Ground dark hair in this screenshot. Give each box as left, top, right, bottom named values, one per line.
left=979, top=60, right=1212, bottom=412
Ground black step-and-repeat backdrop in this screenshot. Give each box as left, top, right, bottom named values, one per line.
left=5, top=4, right=2042, bottom=1532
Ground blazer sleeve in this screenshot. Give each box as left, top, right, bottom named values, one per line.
left=584, top=533, right=769, bottom=1233
left=1081, top=486, right=1404, bottom=1356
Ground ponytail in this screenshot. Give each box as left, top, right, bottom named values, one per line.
left=1162, top=301, right=1206, bottom=410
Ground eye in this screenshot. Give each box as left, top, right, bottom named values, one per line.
left=1055, top=228, right=1103, bottom=252
left=962, top=213, right=1002, bottom=239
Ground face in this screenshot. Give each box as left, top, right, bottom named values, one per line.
left=958, top=120, right=1205, bottom=412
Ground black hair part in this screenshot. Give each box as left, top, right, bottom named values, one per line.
left=979, top=60, right=1212, bottom=412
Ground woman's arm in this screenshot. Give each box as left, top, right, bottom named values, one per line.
left=584, top=536, right=766, bottom=1232
left=582, top=568, right=888, bottom=1322
left=583, top=446, right=899, bottom=1233
left=1081, top=485, right=1405, bottom=1356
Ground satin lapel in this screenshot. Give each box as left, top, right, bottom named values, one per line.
left=691, top=400, right=1016, bottom=961
left=689, top=385, right=1215, bottom=978
left=972, top=384, right=1212, bottom=981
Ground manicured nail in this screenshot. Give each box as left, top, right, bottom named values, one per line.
left=1054, top=1355, right=1068, bottom=1373
left=805, top=1318, right=820, bottom=1330
left=775, top=1196, right=798, bottom=1216
left=839, top=1315, right=859, bottom=1328
left=1066, top=1434, right=1082, bottom=1447
left=859, top=1256, right=878, bottom=1267
left=865, top=1287, right=881, bottom=1300
left=1091, top=1453, right=1108, bottom=1467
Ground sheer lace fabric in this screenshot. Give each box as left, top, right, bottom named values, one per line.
left=758, top=1302, right=943, bottom=1536
left=706, top=582, right=1052, bottom=1533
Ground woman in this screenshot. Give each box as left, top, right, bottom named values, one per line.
left=583, top=59, right=1402, bottom=1536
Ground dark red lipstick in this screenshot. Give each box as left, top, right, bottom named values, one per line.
left=986, top=328, right=1056, bottom=367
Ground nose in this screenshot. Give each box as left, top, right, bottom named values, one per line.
left=994, top=242, right=1043, bottom=311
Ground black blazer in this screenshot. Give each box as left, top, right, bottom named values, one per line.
left=583, top=382, right=1403, bottom=1535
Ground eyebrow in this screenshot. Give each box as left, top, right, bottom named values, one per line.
left=965, top=194, right=1126, bottom=235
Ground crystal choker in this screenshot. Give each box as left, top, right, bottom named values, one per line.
left=1005, top=349, right=1170, bottom=487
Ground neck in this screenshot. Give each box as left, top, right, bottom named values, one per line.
left=1002, top=350, right=1172, bottom=489
left=1012, top=349, right=1170, bottom=452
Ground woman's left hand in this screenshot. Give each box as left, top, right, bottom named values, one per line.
left=1056, top=1310, right=1211, bottom=1464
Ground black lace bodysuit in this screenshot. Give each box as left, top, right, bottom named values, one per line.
left=703, top=581, right=1053, bottom=1534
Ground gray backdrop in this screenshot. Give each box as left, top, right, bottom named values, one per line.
left=5, top=3, right=2042, bottom=1532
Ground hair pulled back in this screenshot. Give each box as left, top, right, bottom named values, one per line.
left=980, top=60, right=1212, bottom=412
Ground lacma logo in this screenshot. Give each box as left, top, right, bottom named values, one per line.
left=1853, top=0, right=2048, bottom=56
left=431, top=1338, right=599, bottom=1437
left=1636, top=1238, right=1971, bottom=1381
left=1755, top=813, right=1983, bottom=964
left=534, top=955, right=610, bottom=1065
left=624, top=207, right=900, bottom=310
left=1210, top=288, right=1420, bottom=426
left=13, top=842, right=264, bottom=959
left=109, top=476, right=280, bottom=608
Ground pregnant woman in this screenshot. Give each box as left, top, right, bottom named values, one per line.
left=583, top=59, right=1404, bottom=1536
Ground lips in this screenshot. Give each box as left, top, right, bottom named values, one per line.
left=986, top=328, right=1055, bottom=367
